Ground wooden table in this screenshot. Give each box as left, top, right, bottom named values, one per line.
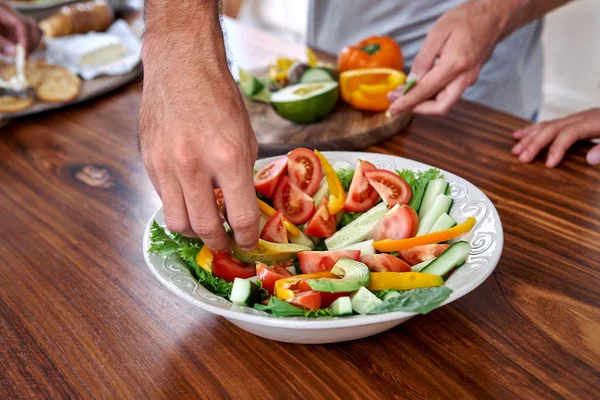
left=1, top=18, right=599, bottom=400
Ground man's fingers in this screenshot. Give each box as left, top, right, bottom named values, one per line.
left=0, top=35, right=15, bottom=55
left=217, top=154, right=260, bottom=251
left=586, top=144, right=600, bottom=166
left=512, top=124, right=539, bottom=140
left=517, top=125, right=563, bottom=163
left=411, top=72, right=470, bottom=116
left=160, top=180, right=194, bottom=238
left=545, top=124, right=587, bottom=168
left=180, top=177, right=232, bottom=251
left=410, top=22, right=449, bottom=78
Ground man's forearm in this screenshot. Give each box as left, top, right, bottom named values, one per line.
left=500, top=0, right=572, bottom=38
left=142, top=0, right=228, bottom=79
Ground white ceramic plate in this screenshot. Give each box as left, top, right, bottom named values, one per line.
left=143, top=152, right=503, bottom=344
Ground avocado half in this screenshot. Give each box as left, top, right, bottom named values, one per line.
left=270, top=81, right=339, bottom=124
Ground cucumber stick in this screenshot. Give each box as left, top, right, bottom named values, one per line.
left=417, top=194, right=453, bottom=236
left=429, top=213, right=457, bottom=234
left=325, top=202, right=388, bottom=250
left=311, top=178, right=329, bottom=207
left=411, top=258, right=435, bottom=272
left=230, top=278, right=261, bottom=306
left=350, top=287, right=382, bottom=315
left=418, top=179, right=449, bottom=219
left=330, top=296, right=353, bottom=316
left=420, top=241, right=471, bottom=277
left=340, top=240, right=375, bottom=256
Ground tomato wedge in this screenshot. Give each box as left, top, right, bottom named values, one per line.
left=260, top=210, right=288, bottom=243
left=256, top=262, right=290, bottom=292
left=364, top=169, right=411, bottom=206
left=211, top=252, right=256, bottom=282
left=287, top=148, right=323, bottom=195
left=298, top=250, right=361, bottom=274
left=288, top=291, right=322, bottom=310
left=371, top=204, right=418, bottom=241
left=273, top=176, right=315, bottom=225
left=304, top=198, right=337, bottom=238
left=361, top=254, right=411, bottom=272
left=254, top=156, right=287, bottom=199
left=398, top=244, right=450, bottom=266
left=344, top=160, right=380, bottom=212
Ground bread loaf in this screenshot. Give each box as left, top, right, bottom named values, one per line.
left=39, top=0, right=115, bottom=38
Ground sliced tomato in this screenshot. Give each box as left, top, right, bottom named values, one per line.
left=211, top=252, right=256, bottom=282
left=272, top=261, right=293, bottom=277
left=344, top=160, right=380, bottom=212
left=364, top=169, right=411, bottom=206
left=254, top=156, right=288, bottom=198
left=256, top=262, right=288, bottom=292
left=298, top=250, right=361, bottom=274
left=287, top=148, right=323, bottom=196
left=288, top=291, right=322, bottom=310
left=273, top=176, right=315, bottom=225
left=371, top=204, right=418, bottom=241
left=297, top=279, right=313, bottom=292
left=320, top=292, right=350, bottom=308
left=398, top=244, right=450, bottom=266
left=361, top=254, right=411, bottom=272
left=304, top=198, right=337, bottom=238
left=214, top=188, right=226, bottom=221
left=260, top=210, right=288, bottom=243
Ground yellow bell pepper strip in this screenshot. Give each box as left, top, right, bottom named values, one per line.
left=373, top=217, right=476, bottom=252
left=275, top=271, right=334, bottom=300
left=339, top=68, right=406, bottom=112
left=307, top=48, right=319, bottom=67
left=196, top=245, right=213, bottom=272
left=368, top=272, right=443, bottom=291
left=314, top=150, right=346, bottom=215
left=257, top=198, right=301, bottom=236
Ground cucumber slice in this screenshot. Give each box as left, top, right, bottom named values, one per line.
left=420, top=241, right=471, bottom=277
left=230, top=278, right=261, bottom=306
left=382, top=290, right=402, bottom=302
left=418, top=179, right=449, bottom=219
left=238, top=68, right=264, bottom=96
left=417, top=194, right=453, bottom=236
left=350, top=287, right=382, bottom=315
left=411, top=258, right=435, bottom=272
left=429, top=213, right=457, bottom=234
left=330, top=296, right=353, bottom=316
left=340, top=240, right=375, bottom=256
left=289, top=230, right=316, bottom=249
left=299, top=67, right=335, bottom=84
left=312, top=178, right=329, bottom=207
left=325, top=202, right=388, bottom=250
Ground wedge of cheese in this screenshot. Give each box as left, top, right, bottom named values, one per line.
left=45, top=33, right=126, bottom=68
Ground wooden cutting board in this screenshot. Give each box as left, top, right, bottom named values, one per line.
left=246, top=96, right=412, bottom=157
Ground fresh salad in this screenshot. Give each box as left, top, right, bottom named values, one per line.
left=148, top=149, right=476, bottom=318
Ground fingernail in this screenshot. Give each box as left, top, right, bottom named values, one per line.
left=587, top=151, right=600, bottom=165
left=512, top=130, right=522, bottom=138
left=4, top=43, right=15, bottom=55
left=546, top=154, right=557, bottom=168
left=388, top=91, right=400, bottom=101
left=512, top=144, right=522, bottom=154
left=519, top=151, right=530, bottom=162
left=406, top=72, right=419, bottom=81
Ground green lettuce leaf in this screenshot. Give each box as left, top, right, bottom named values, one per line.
left=336, top=168, right=355, bottom=192
left=368, top=286, right=453, bottom=315
left=254, top=297, right=333, bottom=318
left=397, top=168, right=443, bottom=211
left=339, top=211, right=363, bottom=228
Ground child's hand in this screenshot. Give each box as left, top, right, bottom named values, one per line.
left=512, top=108, right=600, bottom=168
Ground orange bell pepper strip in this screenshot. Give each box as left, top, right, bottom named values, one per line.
left=314, top=150, right=346, bottom=215
left=257, top=198, right=301, bottom=236
left=196, top=245, right=214, bottom=272
left=368, top=272, right=443, bottom=291
left=275, top=271, right=334, bottom=300
left=339, top=68, right=406, bottom=112
left=373, top=217, right=476, bottom=252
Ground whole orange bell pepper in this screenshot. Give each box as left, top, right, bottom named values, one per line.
left=339, top=68, right=406, bottom=112
left=338, top=36, right=404, bottom=72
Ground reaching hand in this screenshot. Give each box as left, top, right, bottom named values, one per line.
left=0, top=2, right=41, bottom=55
left=512, top=108, right=600, bottom=167
left=387, top=0, right=512, bottom=116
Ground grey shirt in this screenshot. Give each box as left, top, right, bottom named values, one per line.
left=307, top=0, right=543, bottom=119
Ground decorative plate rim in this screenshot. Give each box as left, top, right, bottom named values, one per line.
left=143, top=151, right=504, bottom=329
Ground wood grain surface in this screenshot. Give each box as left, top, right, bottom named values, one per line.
left=1, top=17, right=599, bottom=400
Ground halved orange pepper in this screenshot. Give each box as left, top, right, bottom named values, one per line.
left=373, top=217, right=476, bottom=252
left=339, top=68, right=406, bottom=112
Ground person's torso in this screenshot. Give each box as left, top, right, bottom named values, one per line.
left=307, top=0, right=544, bottom=119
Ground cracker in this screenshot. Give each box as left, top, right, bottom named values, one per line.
left=0, top=96, right=34, bottom=113
left=35, top=67, right=82, bottom=103
left=2, top=60, right=48, bottom=89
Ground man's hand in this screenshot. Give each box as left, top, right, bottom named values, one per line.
left=0, top=2, right=41, bottom=55
left=387, top=0, right=570, bottom=116
left=140, top=1, right=260, bottom=251
left=512, top=108, right=600, bottom=167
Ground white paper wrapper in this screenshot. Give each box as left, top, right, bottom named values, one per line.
left=45, top=20, right=142, bottom=81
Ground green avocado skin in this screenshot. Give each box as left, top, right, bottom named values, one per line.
left=271, top=87, right=339, bottom=124
left=307, top=278, right=364, bottom=293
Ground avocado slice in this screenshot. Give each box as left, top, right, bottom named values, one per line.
left=231, top=239, right=311, bottom=264
left=307, top=258, right=370, bottom=293
left=270, top=81, right=339, bottom=124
